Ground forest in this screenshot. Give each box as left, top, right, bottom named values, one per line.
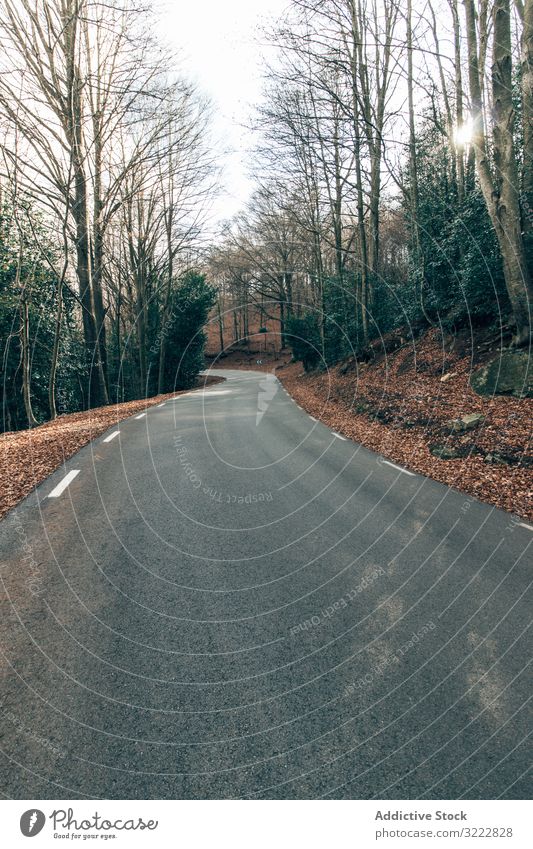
left=0, top=0, right=531, bottom=433
left=0, top=0, right=217, bottom=432
left=0, top=0, right=531, bottom=811
left=212, top=0, right=532, bottom=374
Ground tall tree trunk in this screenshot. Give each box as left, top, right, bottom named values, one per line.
left=135, top=266, right=148, bottom=395
left=450, top=0, right=466, bottom=203
left=92, top=152, right=108, bottom=392
left=48, top=270, right=64, bottom=420
left=407, top=0, right=426, bottom=321
left=115, top=284, right=122, bottom=402
left=520, top=0, right=533, bottom=267
left=157, top=196, right=175, bottom=393
left=19, top=279, right=37, bottom=428
left=48, top=207, right=70, bottom=419
left=368, top=151, right=381, bottom=281
left=63, top=1, right=108, bottom=407
left=331, top=115, right=345, bottom=284
left=21, top=298, right=37, bottom=427
left=217, top=295, right=225, bottom=353
left=279, top=298, right=285, bottom=349
left=284, top=271, right=294, bottom=321
left=348, top=10, right=369, bottom=343
left=74, top=164, right=108, bottom=406
left=85, top=10, right=109, bottom=394
left=465, top=0, right=532, bottom=344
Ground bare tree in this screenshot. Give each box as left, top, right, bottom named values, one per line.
left=464, top=0, right=532, bottom=344
left=519, top=0, right=533, bottom=258
left=0, top=0, right=108, bottom=405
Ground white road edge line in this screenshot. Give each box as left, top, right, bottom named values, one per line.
left=310, top=416, right=317, bottom=422
left=103, top=430, right=120, bottom=443
left=135, top=413, right=146, bottom=420
left=333, top=432, right=347, bottom=441
left=157, top=402, right=166, bottom=407
left=48, top=470, right=80, bottom=499
left=518, top=522, right=533, bottom=532
left=381, top=459, right=416, bottom=477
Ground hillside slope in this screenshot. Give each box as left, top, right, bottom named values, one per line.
left=212, top=328, right=532, bottom=520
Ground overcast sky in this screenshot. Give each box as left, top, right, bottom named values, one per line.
left=158, top=0, right=288, bottom=225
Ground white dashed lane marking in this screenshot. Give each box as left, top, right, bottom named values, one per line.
left=381, top=459, right=416, bottom=476
left=518, top=522, right=533, bottom=532
left=333, top=433, right=347, bottom=441
left=103, top=430, right=120, bottom=443
left=135, top=413, right=146, bottom=420
left=48, top=470, right=80, bottom=499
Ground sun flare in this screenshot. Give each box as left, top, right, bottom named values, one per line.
left=454, top=118, right=474, bottom=147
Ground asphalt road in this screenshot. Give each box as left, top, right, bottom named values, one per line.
left=0, top=369, right=531, bottom=799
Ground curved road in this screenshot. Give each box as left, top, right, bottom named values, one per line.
left=0, top=369, right=531, bottom=799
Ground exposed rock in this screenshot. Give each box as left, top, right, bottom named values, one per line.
left=447, top=412, right=485, bottom=433
left=470, top=350, right=533, bottom=398
left=462, top=412, right=485, bottom=429
left=430, top=445, right=460, bottom=460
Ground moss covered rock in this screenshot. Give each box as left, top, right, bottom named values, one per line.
left=470, top=351, right=533, bottom=398
left=447, top=412, right=485, bottom=432
left=430, top=445, right=461, bottom=460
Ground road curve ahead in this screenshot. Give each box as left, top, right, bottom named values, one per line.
left=0, top=369, right=531, bottom=799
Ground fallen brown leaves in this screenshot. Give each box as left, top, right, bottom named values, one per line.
left=0, top=376, right=223, bottom=520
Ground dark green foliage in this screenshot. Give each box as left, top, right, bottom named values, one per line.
left=54, top=322, right=88, bottom=414
left=402, top=120, right=509, bottom=332
left=158, top=272, right=217, bottom=391
left=367, top=271, right=404, bottom=341
left=444, top=192, right=507, bottom=329
left=286, top=314, right=322, bottom=370
left=0, top=276, right=23, bottom=431
left=0, top=208, right=217, bottom=429
left=0, top=202, right=85, bottom=431
left=322, top=276, right=358, bottom=364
